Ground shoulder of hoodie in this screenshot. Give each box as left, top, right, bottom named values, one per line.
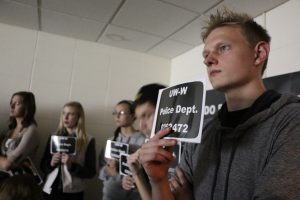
left=270, top=94, right=300, bottom=117
left=183, top=94, right=300, bottom=150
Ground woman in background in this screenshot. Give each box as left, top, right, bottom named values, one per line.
left=0, top=91, right=39, bottom=182
left=99, top=100, right=145, bottom=200
left=41, top=101, right=96, bottom=200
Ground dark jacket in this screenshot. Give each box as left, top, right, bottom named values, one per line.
left=180, top=94, right=300, bottom=200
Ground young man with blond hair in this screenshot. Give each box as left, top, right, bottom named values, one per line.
left=139, top=9, right=300, bottom=200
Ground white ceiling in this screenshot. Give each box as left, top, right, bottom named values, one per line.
left=0, top=0, right=289, bottom=59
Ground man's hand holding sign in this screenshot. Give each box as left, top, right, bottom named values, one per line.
left=151, top=81, right=205, bottom=142
left=139, top=80, right=206, bottom=200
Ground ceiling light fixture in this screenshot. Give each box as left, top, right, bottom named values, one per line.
left=106, top=33, right=126, bottom=41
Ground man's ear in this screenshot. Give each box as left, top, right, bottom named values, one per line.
left=254, top=41, right=270, bottom=66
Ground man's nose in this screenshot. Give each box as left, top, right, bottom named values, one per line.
left=204, top=52, right=218, bottom=67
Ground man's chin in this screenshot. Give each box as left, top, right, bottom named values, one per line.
left=212, top=83, right=230, bottom=92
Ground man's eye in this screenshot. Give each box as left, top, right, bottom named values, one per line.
left=219, top=44, right=230, bottom=53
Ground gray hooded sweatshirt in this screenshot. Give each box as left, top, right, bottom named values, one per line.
left=180, top=94, right=300, bottom=200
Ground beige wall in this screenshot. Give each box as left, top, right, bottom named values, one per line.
left=171, top=0, right=300, bottom=89
left=0, top=23, right=170, bottom=199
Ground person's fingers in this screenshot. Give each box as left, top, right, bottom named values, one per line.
left=127, top=151, right=139, bottom=164
left=139, top=142, right=176, bottom=164
left=169, top=177, right=181, bottom=190
left=153, top=128, right=173, bottom=139
left=127, top=157, right=136, bottom=165
left=53, top=153, right=61, bottom=159
left=142, top=138, right=177, bottom=153
left=176, top=167, right=187, bottom=186
left=134, top=149, right=140, bottom=158
left=142, top=141, right=175, bottom=152
left=169, top=180, right=175, bottom=192
left=122, top=178, right=131, bottom=190
left=123, top=184, right=131, bottom=190
left=126, top=176, right=133, bottom=183
left=122, top=176, right=135, bottom=190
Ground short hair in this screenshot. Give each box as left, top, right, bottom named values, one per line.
left=201, top=8, right=271, bottom=74
left=9, top=91, right=37, bottom=130
left=135, top=83, right=166, bottom=107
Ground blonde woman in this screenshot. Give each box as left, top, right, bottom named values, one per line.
left=40, top=101, right=96, bottom=200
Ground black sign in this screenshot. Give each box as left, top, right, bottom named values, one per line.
left=204, top=90, right=225, bottom=119
left=119, top=153, right=132, bottom=176
left=110, top=141, right=129, bottom=159
left=152, top=81, right=206, bottom=143
left=50, top=136, right=76, bottom=155
left=263, top=71, right=300, bottom=95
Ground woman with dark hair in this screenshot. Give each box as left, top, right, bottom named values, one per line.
left=0, top=91, right=39, bottom=180
left=111, top=100, right=144, bottom=150
left=99, top=100, right=145, bottom=200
